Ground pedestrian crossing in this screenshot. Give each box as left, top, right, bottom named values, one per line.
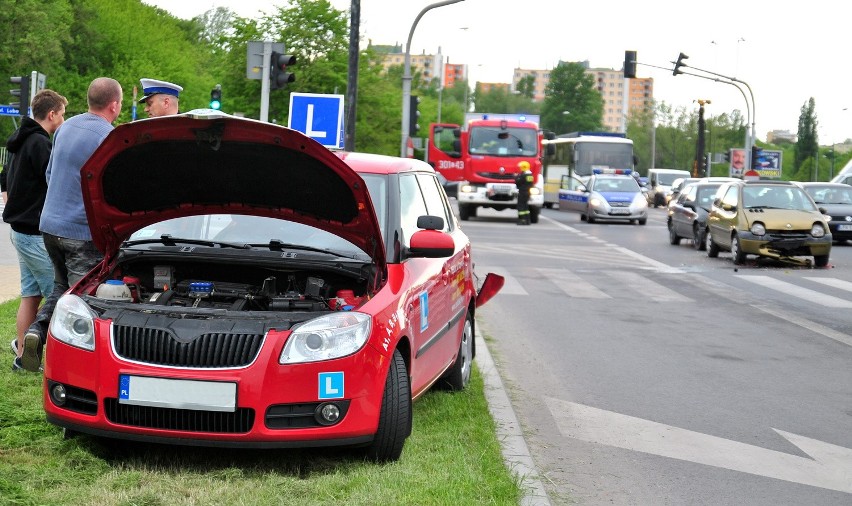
left=477, top=265, right=852, bottom=311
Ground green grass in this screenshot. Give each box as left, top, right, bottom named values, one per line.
left=0, top=299, right=521, bottom=505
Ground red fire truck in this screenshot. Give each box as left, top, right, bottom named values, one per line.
left=427, top=113, right=553, bottom=223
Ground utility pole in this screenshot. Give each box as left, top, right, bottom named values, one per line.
left=694, top=99, right=710, bottom=177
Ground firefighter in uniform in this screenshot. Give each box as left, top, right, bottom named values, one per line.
left=514, top=161, right=534, bottom=225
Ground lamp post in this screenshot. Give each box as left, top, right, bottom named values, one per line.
left=401, top=0, right=465, bottom=157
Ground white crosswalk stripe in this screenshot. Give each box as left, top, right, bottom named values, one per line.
left=735, top=275, right=852, bottom=308
left=602, top=270, right=692, bottom=302
left=476, top=266, right=529, bottom=295
left=538, top=268, right=611, bottom=298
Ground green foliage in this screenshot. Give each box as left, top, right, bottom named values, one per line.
left=471, top=84, right=538, bottom=116
left=540, top=62, right=603, bottom=134
left=795, top=97, right=819, bottom=170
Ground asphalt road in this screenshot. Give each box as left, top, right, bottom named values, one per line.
left=466, top=204, right=852, bottom=505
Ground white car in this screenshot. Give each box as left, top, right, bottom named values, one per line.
left=558, top=170, right=648, bottom=225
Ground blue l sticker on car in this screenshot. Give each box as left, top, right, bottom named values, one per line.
left=420, top=291, right=429, bottom=332
left=318, top=372, right=344, bottom=399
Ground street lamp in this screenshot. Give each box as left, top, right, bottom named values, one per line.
left=401, top=0, right=466, bottom=157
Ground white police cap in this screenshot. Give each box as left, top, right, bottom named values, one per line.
left=138, top=78, right=183, bottom=103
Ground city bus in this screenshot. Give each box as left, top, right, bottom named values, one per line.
left=541, top=132, right=636, bottom=208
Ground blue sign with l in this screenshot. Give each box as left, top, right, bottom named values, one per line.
left=288, top=93, right=345, bottom=149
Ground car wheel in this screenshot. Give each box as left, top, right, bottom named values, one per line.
left=529, top=207, right=540, bottom=224
left=814, top=254, right=830, bottom=268
left=668, top=221, right=681, bottom=245
left=706, top=229, right=719, bottom=258
left=586, top=208, right=596, bottom=223
left=458, top=204, right=472, bottom=221
left=544, top=202, right=553, bottom=209
left=693, top=225, right=706, bottom=251
left=364, top=349, right=412, bottom=462
left=731, top=233, right=747, bottom=265
left=441, top=312, right=474, bottom=391
left=638, top=218, right=647, bottom=225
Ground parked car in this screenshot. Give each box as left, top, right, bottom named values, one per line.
left=646, top=168, right=691, bottom=207
left=706, top=180, right=832, bottom=266
left=41, top=110, right=504, bottom=461
left=667, top=177, right=700, bottom=208
left=558, top=169, right=648, bottom=224
left=667, top=181, right=727, bottom=250
left=797, top=181, right=852, bottom=243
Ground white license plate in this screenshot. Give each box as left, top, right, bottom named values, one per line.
left=610, top=208, right=631, bottom=215
left=837, top=224, right=852, bottom=231
left=118, top=375, right=237, bottom=412
left=489, top=184, right=513, bottom=194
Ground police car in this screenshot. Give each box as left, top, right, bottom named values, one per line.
left=558, top=169, right=648, bottom=224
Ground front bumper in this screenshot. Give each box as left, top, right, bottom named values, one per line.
left=457, top=183, right=543, bottom=207
left=738, top=231, right=833, bottom=257
left=43, top=324, right=388, bottom=448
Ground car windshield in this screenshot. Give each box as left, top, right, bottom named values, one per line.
left=657, top=173, right=687, bottom=186
left=469, top=126, right=538, bottom=157
left=742, top=186, right=818, bottom=211
left=594, top=177, right=639, bottom=192
left=804, top=185, right=852, bottom=204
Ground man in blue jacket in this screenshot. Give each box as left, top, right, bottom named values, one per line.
left=1, top=89, right=67, bottom=371
left=19, top=77, right=123, bottom=372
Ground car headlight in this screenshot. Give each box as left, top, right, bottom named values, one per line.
left=750, top=222, right=766, bottom=236
left=280, top=312, right=371, bottom=364
left=459, top=184, right=474, bottom=193
left=589, top=197, right=603, bottom=207
left=634, top=196, right=648, bottom=209
left=50, top=295, right=96, bottom=351
left=529, top=187, right=541, bottom=196
left=811, top=222, right=826, bottom=237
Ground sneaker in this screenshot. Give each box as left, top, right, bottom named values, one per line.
left=11, top=357, right=23, bottom=372
left=10, top=338, right=17, bottom=356
left=21, top=330, right=42, bottom=373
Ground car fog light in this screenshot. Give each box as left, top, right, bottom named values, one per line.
left=316, top=403, right=341, bottom=425
left=51, top=384, right=67, bottom=406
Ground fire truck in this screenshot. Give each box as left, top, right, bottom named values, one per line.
left=427, top=113, right=554, bottom=223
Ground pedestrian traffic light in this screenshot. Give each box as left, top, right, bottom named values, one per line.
left=751, top=145, right=762, bottom=170
left=10, top=75, right=30, bottom=116
left=673, top=52, right=688, bottom=76
left=408, top=95, right=420, bottom=137
left=624, top=50, right=637, bottom=79
left=209, top=84, right=222, bottom=110
left=270, top=51, right=296, bottom=90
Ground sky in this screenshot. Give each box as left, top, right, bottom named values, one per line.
left=143, top=0, right=850, bottom=145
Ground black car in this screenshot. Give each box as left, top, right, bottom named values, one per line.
left=667, top=181, right=725, bottom=250
left=797, top=182, right=852, bottom=243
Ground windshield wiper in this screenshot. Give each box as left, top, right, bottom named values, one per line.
left=123, top=234, right=250, bottom=249
left=246, top=240, right=362, bottom=259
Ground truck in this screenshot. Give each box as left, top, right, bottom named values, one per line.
left=427, top=113, right=554, bottom=223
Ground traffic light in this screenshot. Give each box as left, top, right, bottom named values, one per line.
left=10, top=75, right=30, bottom=116
left=270, top=51, right=296, bottom=90
left=751, top=145, right=762, bottom=170
left=673, top=52, right=688, bottom=76
left=724, top=150, right=731, bottom=163
left=624, top=50, right=637, bottom=79
left=408, top=95, right=420, bottom=137
left=209, top=84, right=222, bottom=110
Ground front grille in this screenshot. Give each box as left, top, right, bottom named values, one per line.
left=609, top=202, right=630, bottom=207
left=104, top=398, right=254, bottom=433
left=476, top=172, right=515, bottom=180
left=113, top=325, right=263, bottom=368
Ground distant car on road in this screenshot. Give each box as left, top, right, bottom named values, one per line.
left=706, top=180, right=832, bottom=266
left=646, top=168, right=691, bottom=208
left=558, top=169, right=648, bottom=224
left=667, top=181, right=728, bottom=250
left=796, top=181, right=852, bottom=243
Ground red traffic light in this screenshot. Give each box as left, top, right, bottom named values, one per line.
left=270, top=51, right=296, bottom=90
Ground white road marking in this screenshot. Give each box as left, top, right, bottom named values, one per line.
left=804, top=276, right=852, bottom=293
left=735, top=275, right=852, bottom=308
left=751, top=304, right=852, bottom=347
left=603, top=270, right=692, bottom=302
left=537, top=268, right=611, bottom=298
left=476, top=266, right=528, bottom=296
left=546, top=397, right=852, bottom=494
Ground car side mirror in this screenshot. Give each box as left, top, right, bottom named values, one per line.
left=408, top=229, right=454, bottom=258
left=417, top=215, right=444, bottom=230
left=819, top=207, right=828, bottom=214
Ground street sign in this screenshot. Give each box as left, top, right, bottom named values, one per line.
left=0, top=105, right=22, bottom=116
left=288, top=93, right=345, bottom=149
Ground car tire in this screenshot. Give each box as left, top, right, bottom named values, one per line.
left=814, top=254, right=829, bottom=268
left=586, top=208, right=596, bottom=223
left=668, top=221, right=680, bottom=245
left=364, top=349, right=411, bottom=462
left=693, top=225, right=706, bottom=251
left=441, top=312, right=474, bottom=391
left=731, top=233, right=747, bottom=265
left=638, top=218, right=647, bottom=225
left=458, top=204, right=472, bottom=221
left=706, top=229, right=719, bottom=258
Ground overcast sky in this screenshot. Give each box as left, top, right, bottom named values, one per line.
left=144, top=0, right=849, bottom=145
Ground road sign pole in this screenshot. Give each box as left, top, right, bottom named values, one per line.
left=260, top=41, right=272, bottom=122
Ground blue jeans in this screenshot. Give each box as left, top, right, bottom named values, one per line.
left=29, top=233, right=103, bottom=342
left=10, top=230, right=54, bottom=298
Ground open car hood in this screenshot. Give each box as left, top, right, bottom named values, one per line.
left=81, top=111, right=384, bottom=267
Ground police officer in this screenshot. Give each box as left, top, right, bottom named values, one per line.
left=515, top=161, right=534, bottom=225
left=138, top=78, right=182, bottom=117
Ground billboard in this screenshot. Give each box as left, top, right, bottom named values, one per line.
left=755, top=150, right=782, bottom=179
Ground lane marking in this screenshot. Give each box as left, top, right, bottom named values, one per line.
left=803, top=276, right=852, bottom=293
left=538, top=268, right=611, bottom=298
left=735, top=275, right=852, bottom=308
left=476, top=266, right=528, bottom=296
left=546, top=397, right=852, bottom=494
left=604, top=270, right=692, bottom=302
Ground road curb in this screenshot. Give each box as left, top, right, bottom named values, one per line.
left=475, top=324, right=551, bottom=506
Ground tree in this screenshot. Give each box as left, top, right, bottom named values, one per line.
left=515, top=75, right=535, bottom=99
left=540, top=62, right=603, bottom=135
left=795, top=97, right=818, bottom=170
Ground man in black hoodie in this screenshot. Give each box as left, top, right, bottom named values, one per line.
left=0, top=89, right=67, bottom=371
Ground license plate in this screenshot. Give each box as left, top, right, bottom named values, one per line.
left=489, top=183, right=513, bottom=195
left=118, top=375, right=237, bottom=412
left=838, top=224, right=852, bottom=231
left=610, top=208, right=631, bottom=215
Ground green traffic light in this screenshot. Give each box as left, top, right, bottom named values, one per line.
left=210, top=100, right=221, bottom=110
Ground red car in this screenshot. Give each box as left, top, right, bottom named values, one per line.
left=42, top=111, right=503, bottom=461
